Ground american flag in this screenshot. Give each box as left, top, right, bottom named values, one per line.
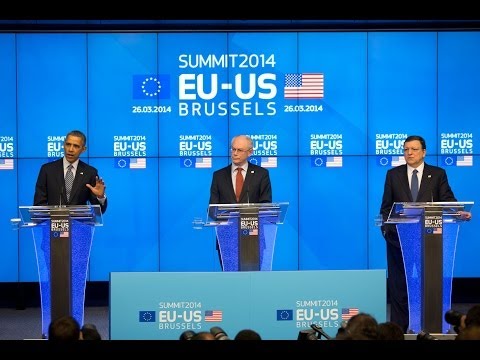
left=341, top=307, right=359, bottom=320
left=59, top=231, right=69, bottom=238
left=457, top=156, right=473, bottom=167
left=130, top=158, right=147, bottom=169
left=326, top=156, right=342, bottom=168
left=205, top=310, right=223, bottom=322
left=261, top=157, right=277, bottom=168
left=284, top=73, right=324, bottom=99
left=195, top=157, right=212, bottom=168
left=0, top=158, right=14, bottom=170
left=433, top=227, right=442, bottom=234
left=391, top=156, right=406, bottom=167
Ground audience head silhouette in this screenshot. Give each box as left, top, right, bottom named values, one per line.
left=377, top=321, right=405, bottom=340
left=234, top=329, right=262, bottom=340
left=48, top=315, right=81, bottom=341
left=191, top=331, right=215, bottom=340
left=336, top=312, right=379, bottom=340
left=81, top=323, right=102, bottom=340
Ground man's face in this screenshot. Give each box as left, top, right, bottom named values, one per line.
left=403, top=139, right=425, bottom=168
left=63, top=135, right=86, bottom=163
left=230, top=137, right=253, bottom=166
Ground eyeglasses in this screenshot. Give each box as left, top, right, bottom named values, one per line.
left=230, top=147, right=251, bottom=154
left=403, top=148, right=422, bottom=153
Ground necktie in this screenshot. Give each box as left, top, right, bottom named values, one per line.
left=411, top=169, right=419, bottom=202
left=65, top=164, right=74, bottom=202
left=235, top=167, right=244, bottom=202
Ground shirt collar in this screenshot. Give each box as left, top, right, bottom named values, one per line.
left=407, top=162, right=424, bottom=174
left=63, top=158, right=79, bottom=170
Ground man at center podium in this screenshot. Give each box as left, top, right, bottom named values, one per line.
left=209, top=135, right=272, bottom=269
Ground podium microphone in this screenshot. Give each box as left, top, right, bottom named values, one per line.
left=60, top=186, right=64, bottom=207
left=246, top=186, right=250, bottom=204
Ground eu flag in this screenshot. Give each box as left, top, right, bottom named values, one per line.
left=139, top=311, right=156, bottom=322
left=276, top=309, right=293, bottom=321
left=133, top=74, right=170, bottom=99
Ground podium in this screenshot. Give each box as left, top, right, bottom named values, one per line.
left=385, top=201, right=473, bottom=333
left=203, top=202, right=288, bottom=271
left=16, top=205, right=103, bottom=338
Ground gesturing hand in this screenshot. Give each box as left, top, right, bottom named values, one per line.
left=86, top=176, right=106, bottom=198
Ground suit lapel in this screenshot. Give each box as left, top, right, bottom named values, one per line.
left=417, top=164, right=432, bottom=201
left=56, top=160, right=66, bottom=202
left=223, top=166, right=236, bottom=201
left=398, top=166, right=413, bottom=201
left=242, top=166, right=255, bottom=199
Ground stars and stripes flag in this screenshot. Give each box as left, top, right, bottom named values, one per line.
left=195, top=157, right=212, bottom=168
left=341, top=307, right=359, bottom=320
left=284, top=73, right=324, bottom=99
left=0, top=159, right=14, bottom=170
left=205, top=310, right=223, bottom=322
left=261, top=157, right=277, bottom=168
left=457, top=155, right=473, bottom=167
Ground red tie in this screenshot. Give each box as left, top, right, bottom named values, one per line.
left=235, top=167, right=244, bottom=202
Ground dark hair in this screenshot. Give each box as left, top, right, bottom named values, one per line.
left=66, top=130, right=87, bottom=146
left=343, top=313, right=379, bottom=340
left=81, top=323, right=102, bottom=340
left=404, top=135, right=426, bottom=150
left=48, top=315, right=81, bottom=341
left=377, top=321, right=404, bottom=340
left=234, top=329, right=262, bottom=340
left=466, top=304, right=480, bottom=328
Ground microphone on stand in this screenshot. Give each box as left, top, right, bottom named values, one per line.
left=59, top=186, right=64, bottom=207
left=246, top=186, right=250, bottom=204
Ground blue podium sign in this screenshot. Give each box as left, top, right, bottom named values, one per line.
left=110, top=270, right=386, bottom=340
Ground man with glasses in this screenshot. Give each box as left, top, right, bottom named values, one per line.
left=379, top=135, right=471, bottom=333
left=209, top=135, right=272, bottom=269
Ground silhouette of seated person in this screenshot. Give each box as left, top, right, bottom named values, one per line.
left=377, top=321, right=405, bottom=340
left=335, top=312, right=379, bottom=340
left=191, top=331, right=215, bottom=340
left=234, top=329, right=262, bottom=340
left=455, top=304, right=480, bottom=339
left=48, top=315, right=81, bottom=341
left=81, top=323, right=102, bottom=340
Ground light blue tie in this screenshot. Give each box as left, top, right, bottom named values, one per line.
left=411, top=169, right=419, bottom=202
left=65, top=164, right=74, bottom=202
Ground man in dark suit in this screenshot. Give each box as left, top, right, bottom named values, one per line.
left=209, top=135, right=272, bottom=205
left=34, top=130, right=107, bottom=214
left=380, top=134, right=470, bottom=332
left=209, top=135, right=272, bottom=269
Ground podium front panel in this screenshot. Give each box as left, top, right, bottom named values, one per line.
left=32, top=220, right=94, bottom=337
left=216, top=215, right=277, bottom=271
left=397, top=219, right=459, bottom=333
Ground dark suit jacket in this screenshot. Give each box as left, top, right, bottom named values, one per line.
left=209, top=162, right=272, bottom=204
left=33, top=158, right=108, bottom=213
left=380, top=162, right=456, bottom=247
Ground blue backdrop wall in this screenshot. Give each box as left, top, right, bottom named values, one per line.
left=1, top=29, right=479, bottom=281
